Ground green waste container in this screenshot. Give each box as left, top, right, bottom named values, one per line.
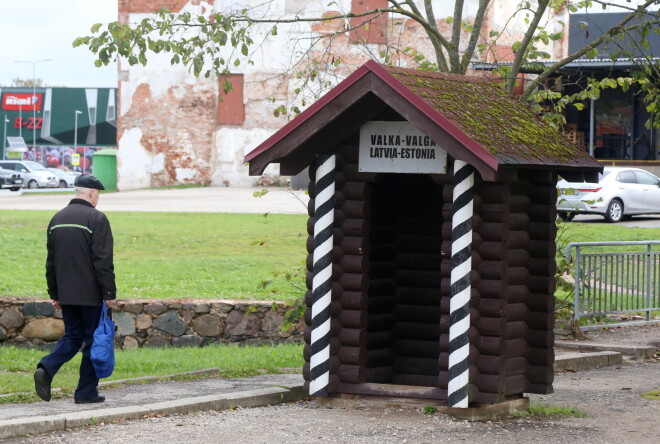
left=92, top=148, right=117, bottom=191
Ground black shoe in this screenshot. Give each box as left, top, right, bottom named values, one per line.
left=34, top=367, right=52, bottom=402
left=74, top=395, right=105, bottom=404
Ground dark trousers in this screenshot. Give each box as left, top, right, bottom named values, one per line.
left=39, top=305, right=102, bottom=401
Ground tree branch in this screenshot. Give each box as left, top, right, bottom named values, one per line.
left=521, top=9, right=660, bottom=101
left=460, top=0, right=491, bottom=73
left=505, top=0, right=550, bottom=92
left=397, top=0, right=449, bottom=71
left=449, top=0, right=465, bottom=72
left=590, top=0, right=660, bottom=16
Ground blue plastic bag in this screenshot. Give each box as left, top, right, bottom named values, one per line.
left=91, top=302, right=116, bottom=379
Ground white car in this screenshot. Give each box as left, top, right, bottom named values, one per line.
left=47, top=168, right=78, bottom=188
left=557, top=167, right=660, bottom=223
left=0, top=160, right=58, bottom=189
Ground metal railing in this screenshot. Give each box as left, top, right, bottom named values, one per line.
left=566, top=241, right=660, bottom=326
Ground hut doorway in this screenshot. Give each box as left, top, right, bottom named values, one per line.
left=366, top=173, right=446, bottom=388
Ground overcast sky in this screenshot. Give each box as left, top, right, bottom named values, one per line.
left=0, top=0, right=118, bottom=88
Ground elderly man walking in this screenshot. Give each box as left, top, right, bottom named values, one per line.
left=34, top=174, right=116, bottom=404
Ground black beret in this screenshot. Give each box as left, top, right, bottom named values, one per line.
left=74, top=174, right=105, bottom=190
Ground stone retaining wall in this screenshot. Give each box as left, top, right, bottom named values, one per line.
left=0, top=298, right=303, bottom=349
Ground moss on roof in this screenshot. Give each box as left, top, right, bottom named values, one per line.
left=384, top=65, right=595, bottom=166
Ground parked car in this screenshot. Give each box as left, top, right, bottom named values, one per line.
left=0, top=160, right=58, bottom=189
left=557, top=166, right=660, bottom=223
left=0, top=167, right=23, bottom=191
left=47, top=168, right=77, bottom=188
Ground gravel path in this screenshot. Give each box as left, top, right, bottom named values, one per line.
left=3, top=325, right=658, bottom=443
left=6, top=363, right=658, bottom=443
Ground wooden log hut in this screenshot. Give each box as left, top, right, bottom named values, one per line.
left=244, top=61, right=601, bottom=407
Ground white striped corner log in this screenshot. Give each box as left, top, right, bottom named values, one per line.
left=448, top=159, right=474, bottom=408
left=309, top=153, right=336, bottom=396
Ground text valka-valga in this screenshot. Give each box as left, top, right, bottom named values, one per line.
left=369, top=134, right=437, bottom=159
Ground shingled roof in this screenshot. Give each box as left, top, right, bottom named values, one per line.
left=244, top=60, right=601, bottom=181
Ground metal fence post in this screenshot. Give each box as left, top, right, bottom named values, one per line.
left=574, top=245, right=581, bottom=325
left=647, top=243, right=652, bottom=322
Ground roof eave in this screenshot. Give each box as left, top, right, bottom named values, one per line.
left=244, top=63, right=374, bottom=165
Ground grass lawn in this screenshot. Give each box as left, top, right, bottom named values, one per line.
left=0, top=210, right=307, bottom=300
left=557, top=220, right=660, bottom=253
left=2, top=210, right=660, bottom=301
left=0, top=343, right=304, bottom=403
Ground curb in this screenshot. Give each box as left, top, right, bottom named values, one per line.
left=555, top=341, right=657, bottom=359
left=554, top=351, right=622, bottom=372
left=0, top=384, right=306, bottom=440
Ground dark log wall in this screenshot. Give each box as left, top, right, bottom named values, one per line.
left=471, top=177, right=508, bottom=404
left=518, top=170, right=557, bottom=395
left=367, top=173, right=446, bottom=388
left=469, top=170, right=557, bottom=403
left=302, top=137, right=557, bottom=403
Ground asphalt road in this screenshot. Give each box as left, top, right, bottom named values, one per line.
left=0, top=187, right=309, bottom=214
left=3, top=188, right=660, bottom=228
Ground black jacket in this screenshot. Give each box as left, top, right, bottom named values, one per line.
left=45, top=199, right=116, bottom=306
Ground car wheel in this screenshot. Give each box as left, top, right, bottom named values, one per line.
left=558, top=211, right=575, bottom=222
left=59, top=180, right=67, bottom=188
left=9, top=187, right=19, bottom=192
left=27, top=180, right=38, bottom=189
left=605, top=199, right=624, bottom=223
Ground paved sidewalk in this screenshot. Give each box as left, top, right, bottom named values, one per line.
left=0, top=374, right=304, bottom=439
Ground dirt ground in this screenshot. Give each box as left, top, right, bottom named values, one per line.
left=581, top=322, right=660, bottom=347
left=5, top=324, right=658, bottom=444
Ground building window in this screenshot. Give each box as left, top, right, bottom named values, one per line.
left=217, top=74, right=245, bottom=125
left=350, top=0, right=388, bottom=44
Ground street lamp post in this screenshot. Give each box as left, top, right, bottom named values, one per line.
left=3, top=115, right=9, bottom=160
left=14, top=58, right=53, bottom=157
left=74, top=110, right=82, bottom=172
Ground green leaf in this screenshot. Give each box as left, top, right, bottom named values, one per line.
left=271, top=25, right=278, bottom=36
left=90, top=23, right=102, bottom=33
left=241, top=43, right=248, bottom=56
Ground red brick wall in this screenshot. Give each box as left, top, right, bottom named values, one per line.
left=119, top=82, right=217, bottom=186
left=217, top=74, right=245, bottom=125
left=350, top=0, right=388, bottom=44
